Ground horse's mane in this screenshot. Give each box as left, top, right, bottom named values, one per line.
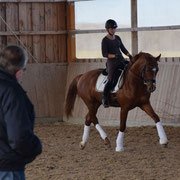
left=131, top=52, right=148, bottom=63
left=129, top=52, right=155, bottom=67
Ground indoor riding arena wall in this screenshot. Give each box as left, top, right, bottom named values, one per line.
left=63, top=57, right=180, bottom=127
left=1, top=2, right=180, bottom=126
left=0, top=1, right=67, bottom=122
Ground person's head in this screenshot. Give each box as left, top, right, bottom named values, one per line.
left=0, top=45, right=28, bottom=76
left=105, top=19, right=118, bottom=36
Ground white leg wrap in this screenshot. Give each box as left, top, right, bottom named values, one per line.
left=115, top=131, right=124, bottom=152
left=95, top=124, right=107, bottom=140
left=156, top=122, right=168, bottom=144
left=82, top=125, right=90, bottom=143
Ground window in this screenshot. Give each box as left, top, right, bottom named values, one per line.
left=139, top=30, right=180, bottom=57
left=74, top=0, right=180, bottom=58
left=138, top=0, right=180, bottom=57
left=138, top=0, right=180, bottom=27
left=75, top=0, right=131, bottom=58
left=76, top=32, right=131, bottom=58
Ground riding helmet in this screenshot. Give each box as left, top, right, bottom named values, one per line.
left=105, top=19, right=118, bottom=29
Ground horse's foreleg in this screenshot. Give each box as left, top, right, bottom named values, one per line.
left=90, top=112, right=110, bottom=147
left=140, top=103, right=168, bottom=145
left=95, top=123, right=111, bottom=147
left=116, top=108, right=128, bottom=152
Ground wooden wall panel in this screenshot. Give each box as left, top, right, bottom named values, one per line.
left=0, top=2, right=67, bottom=63
left=64, top=60, right=180, bottom=126
left=45, top=3, right=55, bottom=62
left=32, top=3, right=46, bottom=63
left=6, top=3, right=19, bottom=45
left=44, top=2, right=66, bottom=63
left=0, top=3, right=7, bottom=50
left=19, top=3, right=33, bottom=62
left=57, top=3, right=66, bottom=62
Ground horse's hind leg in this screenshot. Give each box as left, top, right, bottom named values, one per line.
left=140, top=103, right=168, bottom=145
left=79, top=112, right=91, bottom=150
left=80, top=102, right=110, bottom=149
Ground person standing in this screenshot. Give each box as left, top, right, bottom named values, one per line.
left=101, top=19, right=132, bottom=108
left=0, top=45, right=42, bottom=180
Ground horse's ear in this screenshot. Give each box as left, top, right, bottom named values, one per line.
left=156, top=54, right=161, bottom=61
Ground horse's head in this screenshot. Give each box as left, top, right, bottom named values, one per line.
left=141, top=53, right=161, bottom=93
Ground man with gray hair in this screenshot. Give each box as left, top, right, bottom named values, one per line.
left=0, top=45, right=42, bottom=180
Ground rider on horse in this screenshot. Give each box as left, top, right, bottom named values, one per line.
left=101, top=19, right=132, bottom=108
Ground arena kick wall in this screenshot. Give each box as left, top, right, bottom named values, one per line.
left=63, top=58, right=180, bottom=126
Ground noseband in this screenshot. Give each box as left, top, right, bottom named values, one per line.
left=129, top=62, right=158, bottom=85
left=141, top=64, right=158, bottom=85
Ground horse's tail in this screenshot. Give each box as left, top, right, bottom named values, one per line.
left=64, top=74, right=82, bottom=118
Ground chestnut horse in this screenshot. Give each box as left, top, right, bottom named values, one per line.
left=65, top=52, right=168, bottom=151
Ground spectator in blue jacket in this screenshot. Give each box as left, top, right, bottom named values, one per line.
left=0, top=45, right=42, bottom=180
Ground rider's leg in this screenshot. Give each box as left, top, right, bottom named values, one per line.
left=102, top=80, right=112, bottom=108
left=102, top=59, right=115, bottom=108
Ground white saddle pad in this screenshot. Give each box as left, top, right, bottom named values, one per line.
left=96, top=71, right=124, bottom=93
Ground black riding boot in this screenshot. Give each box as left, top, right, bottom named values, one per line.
left=102, top=81, right=112, bottom=108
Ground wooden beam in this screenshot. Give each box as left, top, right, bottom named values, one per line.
left=0, top=30, right=67, bottom=35
left=0, top=0, right=67, bottom=2
left=0, top=25, right=179, bottom=36
left=131, top=0, right=138, bottom=56
left=69, top=25, right=180, bottom=34
left=66, top=2, right=76, bottom=63
left=0, top=0, right=92, bottom=2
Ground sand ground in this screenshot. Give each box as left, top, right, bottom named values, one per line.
left=26, top=122, right=180, bottom=180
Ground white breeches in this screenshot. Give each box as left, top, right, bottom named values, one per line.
left=95, top=124, right=107, bottom=140
left=156, top=122, right=168, bottom=144
left=116, top=131, right=124, bottom=152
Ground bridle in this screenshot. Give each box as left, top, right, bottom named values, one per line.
left=129, top=61, right=159, bottom=86
left=141, top=64, right=159, bottom=85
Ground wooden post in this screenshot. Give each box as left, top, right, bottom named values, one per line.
left=131, top=0, right=138, bottom=55
left=66, top=2, right=75, bottom=63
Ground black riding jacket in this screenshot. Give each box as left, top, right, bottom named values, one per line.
left=0, top=69, right=42, bottom=171
left=101, top=35, right=129, bottom=61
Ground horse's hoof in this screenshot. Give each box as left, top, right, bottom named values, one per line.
left=79, top=141, right=86, bottom=150
left=104, top=137, right=111, bottom=148
left=160, top=143, right=168, bottom=148
left=115, top=147, right=124, bottom=152
left=160, top=139, right=168, bottom=148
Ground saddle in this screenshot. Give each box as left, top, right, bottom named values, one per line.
left=96, top=68, right=124, bottom=93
